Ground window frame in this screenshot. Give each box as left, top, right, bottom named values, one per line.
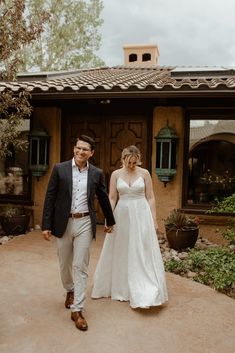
left=0, top=120, right=33, bottom=205
left=182, top=109, right=235, bottom=213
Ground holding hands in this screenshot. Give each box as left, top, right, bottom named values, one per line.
left=104, top=225, right=114, bottom=233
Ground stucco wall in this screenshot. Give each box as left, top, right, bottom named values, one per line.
left=31, top=107, right=61, bottom=227
left=152, top=106, right=184, bottom=234
left=151, top=107, right=229, bottom=244
left=30, top=105, right=229, bottom=245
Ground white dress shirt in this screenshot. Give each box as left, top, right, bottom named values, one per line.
left=70, top=158, right=89, bottom=213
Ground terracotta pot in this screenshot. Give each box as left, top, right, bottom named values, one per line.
left=0, top=214, right=30, bottom=236
left=165, top=227, right=199, bottom=250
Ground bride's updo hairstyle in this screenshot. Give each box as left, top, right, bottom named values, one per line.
left=121, top=145, right=142, bottom=167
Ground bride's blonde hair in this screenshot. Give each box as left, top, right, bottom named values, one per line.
left=121, top=145, right=142, bottom=167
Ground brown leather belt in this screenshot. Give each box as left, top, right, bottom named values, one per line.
left=69, top=212, right=90, bottom=218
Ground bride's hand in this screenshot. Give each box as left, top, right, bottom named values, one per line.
left=104, top=225, right=114, bottom=233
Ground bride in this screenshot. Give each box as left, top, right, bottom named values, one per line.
left=91, top=145, right=168, bottom=308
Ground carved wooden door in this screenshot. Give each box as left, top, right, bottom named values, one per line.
left=62, top=114, right=149, bottom=223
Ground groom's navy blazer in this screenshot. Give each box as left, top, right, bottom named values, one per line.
left=42, top=160, right=115, bottom=238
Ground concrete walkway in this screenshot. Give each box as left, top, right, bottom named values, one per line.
left=0, top=227, right=234, bottom=353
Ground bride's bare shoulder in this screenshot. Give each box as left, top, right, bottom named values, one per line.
left=111, top=168, right=123, bottom=178
left=138, top=167, right=150, bottom=177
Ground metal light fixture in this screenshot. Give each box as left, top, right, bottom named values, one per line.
left=28, top=127, right=50, bottom=179
left=155, top=123, right=178, bottom=186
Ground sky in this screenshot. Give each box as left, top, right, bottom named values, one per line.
left=96, top=0, right=235, bottom=67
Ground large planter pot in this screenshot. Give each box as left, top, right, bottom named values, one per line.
left=0, top=214, right=30, bottom=236
left=165, top=227, right=199, bottom=251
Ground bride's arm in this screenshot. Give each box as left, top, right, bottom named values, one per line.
left=109, top=171, right=118, bottom=211
left=143, top=170, right=158, bottom=231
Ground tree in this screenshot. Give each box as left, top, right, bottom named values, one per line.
left=0, top=0, right=49, bottom=159
left=20, top=0, right=105, bottom=72
left=0, top=0, right=49, bottom=80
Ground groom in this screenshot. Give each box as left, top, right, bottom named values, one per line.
left=42, top=135, right=115, bottom=331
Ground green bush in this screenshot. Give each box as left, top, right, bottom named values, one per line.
left=209, top=193, right=235, bottom=213
left=221, top=219, right=235, bottom=245
left=165, top=247, right=235, bottom=294
left=208, top=194, right=235, bottom=244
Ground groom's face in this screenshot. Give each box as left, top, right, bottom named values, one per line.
left=73, top=140, right=94, bottom=167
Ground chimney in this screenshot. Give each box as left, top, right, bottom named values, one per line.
left=123, top=44, right=159, bottom=66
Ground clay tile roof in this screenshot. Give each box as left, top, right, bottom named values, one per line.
left=0, top=65, right=235, bottom=95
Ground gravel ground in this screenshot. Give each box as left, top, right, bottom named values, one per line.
left=159, top=235, right=235, bottom=299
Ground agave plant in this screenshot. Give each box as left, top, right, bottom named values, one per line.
left=164, top=209, right=199, bottom=231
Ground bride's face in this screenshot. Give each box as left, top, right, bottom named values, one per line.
left=126, top=156, right=137, bottom=171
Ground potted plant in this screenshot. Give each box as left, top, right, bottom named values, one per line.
left=164, top=209, right=199, bottom=250
left=0, top=204, right=30, bottom=236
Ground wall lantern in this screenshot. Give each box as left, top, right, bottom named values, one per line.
left=154, top=124, right=178, bottom=186
left=28, top=128, right=50, bottom=179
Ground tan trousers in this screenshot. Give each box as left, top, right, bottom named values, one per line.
left=56, top=216, right=93, bottom=312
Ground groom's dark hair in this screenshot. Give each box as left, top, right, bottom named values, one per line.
left=76, top=135, right=95, bottom=151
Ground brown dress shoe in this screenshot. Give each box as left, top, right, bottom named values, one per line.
left=65, top=291, right=74, bottom=309
left=71, top=311, right=88, bottom=331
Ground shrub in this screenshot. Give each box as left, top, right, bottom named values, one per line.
left=165, top=247, right=235, bottom=295
left=209, top=193, right=235, bottom=213
left=208, top=194, right=235, bottom=244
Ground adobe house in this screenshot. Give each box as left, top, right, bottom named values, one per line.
left=0, top=44, right=234, bottom=242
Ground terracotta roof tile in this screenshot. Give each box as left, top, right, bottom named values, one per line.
left=0, top=66, right=235, bottom=95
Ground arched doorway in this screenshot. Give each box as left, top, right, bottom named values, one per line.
left=188, top=136, right=235, bottom=204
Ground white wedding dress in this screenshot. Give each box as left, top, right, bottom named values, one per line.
left=91, top=176, right=168, bottom=308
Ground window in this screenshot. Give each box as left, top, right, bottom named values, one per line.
left=0, top=119, right=31, bottom=202
left=184, top=117, right=235, bottom=208
left=142, top=53, right=151, bottom=62
left=129, top=53, right=137, bottom=62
